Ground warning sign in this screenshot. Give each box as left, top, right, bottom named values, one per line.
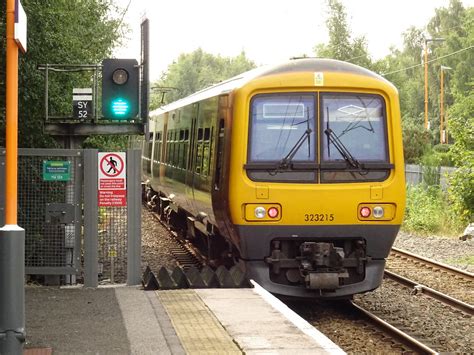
left=98, top=152, right=126, bottom=207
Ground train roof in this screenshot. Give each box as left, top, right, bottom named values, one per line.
left=150, top=58, right=392, bottom=116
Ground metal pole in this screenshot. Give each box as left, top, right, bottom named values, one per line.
left=127, top=149, right=141, bottom=285
left=424, top=40, right=429, bottom=130
left=440, top=68, right=444, bottom=144
left=0, top=0, right=26, bottom=352
left=84, top=149, right=98, bottom=287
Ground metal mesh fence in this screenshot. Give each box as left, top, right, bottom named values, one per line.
left=98, top=206, right=128, bottom=283
left=1, top=148, right=139, bottom=286
left=18, top=153, right=81, bottom=272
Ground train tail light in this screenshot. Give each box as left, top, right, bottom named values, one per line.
left=268, top=207, right=279, bottom=219
left=360, top=207, right=371, bottom=218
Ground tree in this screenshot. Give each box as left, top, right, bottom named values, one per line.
left=0, top=0, right=127, bottom=147
left=314, top=0, right=372, bottom=68
left=447, top=91, right=474, bottom=222
left=151, top=49, right=255, bottom=108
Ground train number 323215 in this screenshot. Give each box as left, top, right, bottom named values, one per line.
left=304, top=213, right=335, bottom=222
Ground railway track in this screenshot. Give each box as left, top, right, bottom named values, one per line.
left=142, top=203, right=250, bottom=290
left=290, top=248, right=473, bottom=353
left=147, top=204, right=204, bottom=270
left=387, top=247, right=474, bottom=306
left=288, top=299, right=438, bottom=354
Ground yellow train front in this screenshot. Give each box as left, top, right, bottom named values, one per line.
left=145, top=58, right=406, bottom=299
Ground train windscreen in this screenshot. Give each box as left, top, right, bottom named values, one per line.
left=247, top=92, right=390, bottom=183
left=249, top=93, right=316, bottom=163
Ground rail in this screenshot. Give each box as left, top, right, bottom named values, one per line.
left=384, top=270, right=473, bottom=315
left=391, top=247, right=474, bottom=279
left=350, top=301, right=437, bottom=355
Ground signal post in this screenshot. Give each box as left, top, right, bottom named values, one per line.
left=0, top=0, right=26, bottom=353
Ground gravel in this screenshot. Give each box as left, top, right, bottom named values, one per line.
left=141, top=208, right=178, bottom=271
left=393, top=230, right=474, bottom=273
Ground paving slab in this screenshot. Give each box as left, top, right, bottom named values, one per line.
left=196, top=283, right=345, bottom=354
left=25, top=286, right=130, bottom=354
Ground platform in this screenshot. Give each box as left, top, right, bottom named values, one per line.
left=25, top=282, right=344, bottom=354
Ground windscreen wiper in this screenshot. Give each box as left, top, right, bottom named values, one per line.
left=277, top=127, right=312, bottom=170
left=324, top=128, right=360, bottom=169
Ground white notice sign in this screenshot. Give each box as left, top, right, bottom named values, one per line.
left=98, top=152, right=126, bottom=207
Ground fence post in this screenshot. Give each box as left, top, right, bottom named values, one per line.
left=84, top=149, right=98, bottom=287
left=127, top=149, right=142, bottom=285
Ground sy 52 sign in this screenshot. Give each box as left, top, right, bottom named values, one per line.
left=73, top=88, right=93, bottom=119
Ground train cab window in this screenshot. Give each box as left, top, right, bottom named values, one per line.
left=247, top=93, right=316, bottom=182
left=320, top=93, right=390, bottom=182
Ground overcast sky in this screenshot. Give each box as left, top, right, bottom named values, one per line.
left=114, top=0, right=473, bottom=81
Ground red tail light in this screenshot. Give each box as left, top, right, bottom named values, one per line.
left=360, top=207, right=371, bottom=218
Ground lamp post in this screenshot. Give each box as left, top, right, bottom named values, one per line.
left=0, top=0, right=27, bottom=353
left=423, top=37, right=444, bottom=130
left=440, top=65, right=452, bottom=144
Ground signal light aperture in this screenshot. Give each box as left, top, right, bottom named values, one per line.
left=112, top=68, right=129, bottom=85
left=111, top=98, right=129, bottom=117
left=101, top=58, right=139, bottom=120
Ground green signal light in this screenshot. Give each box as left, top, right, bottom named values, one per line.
left=111, top=98, right=129, bottom=117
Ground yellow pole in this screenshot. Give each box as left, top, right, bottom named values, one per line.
left=5, top=0, right=19, bottom=225
left=446, top=113, right=449, bottom=144
left=440, top=68, right=444, bottom=144
left=424, top=41, right=429, bottom=130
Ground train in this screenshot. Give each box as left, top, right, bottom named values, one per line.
left=136, top=58, right=406, bottom=299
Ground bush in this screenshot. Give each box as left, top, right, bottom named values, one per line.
left=420, top=153, right=441, bottom=186
left=403, top=185, right=443, bottom=233
left=403, top=185, right=464, bottom=235
left=402, top=116, right=432, bottom=163
left=432, top=144, right=454, bottom=167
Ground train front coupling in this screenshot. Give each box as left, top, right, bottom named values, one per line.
left=265, top=240, right=368, bottom=290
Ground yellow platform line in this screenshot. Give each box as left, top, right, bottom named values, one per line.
left=156, top=290, right=242, bottom=354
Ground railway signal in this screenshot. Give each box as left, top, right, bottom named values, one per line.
left=101, top=58, right=139, bottom=120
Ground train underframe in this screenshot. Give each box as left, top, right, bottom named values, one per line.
left=144, top=185, right=237, bottom=267
left=144, top=185, right=399, bottom=298
left=238, top=225, right=399, bottom=299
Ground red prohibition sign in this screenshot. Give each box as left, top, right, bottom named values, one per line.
left=100, top=153, right=124, bottom=177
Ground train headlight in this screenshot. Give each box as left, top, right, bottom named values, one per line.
left=357, top=203, right=396, bottom=221
left=373, top=206, right=384, bottom=218
left=254, top=206, right=266, bottom=219
left=268, top=207, right=279, bottom=219
left=245, top=204, right=281, bottom=221
left=360, top=207, right=371, bottom=218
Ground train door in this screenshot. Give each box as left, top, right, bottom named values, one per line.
left=185, top=103, right=199, bottom=204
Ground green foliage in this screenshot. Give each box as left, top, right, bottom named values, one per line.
left=402, top=116, right=432, bottom=163
left=404, top=186, right=443, bottom=233
left=447, top=91, right=474, bottom=222
left=432, top=144, right=454, bottom=166
left=403, top=185, right=463, bottom=234
left=420, top=152, right=441, bottom=186
left=83, top=135, right=129, bottom=151
left=0, top=0, right=127, bottom=148
left=152, top=49, right=256, bottom=108
left=314, top=0, right=372, bottom=68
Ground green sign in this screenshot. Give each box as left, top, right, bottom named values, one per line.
left=43, top=160, right=71, bottom=181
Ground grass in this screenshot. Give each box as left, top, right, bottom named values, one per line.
left=444, top=255, right=474, bottom=267
left=402, top=184, right=465, bottom=236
